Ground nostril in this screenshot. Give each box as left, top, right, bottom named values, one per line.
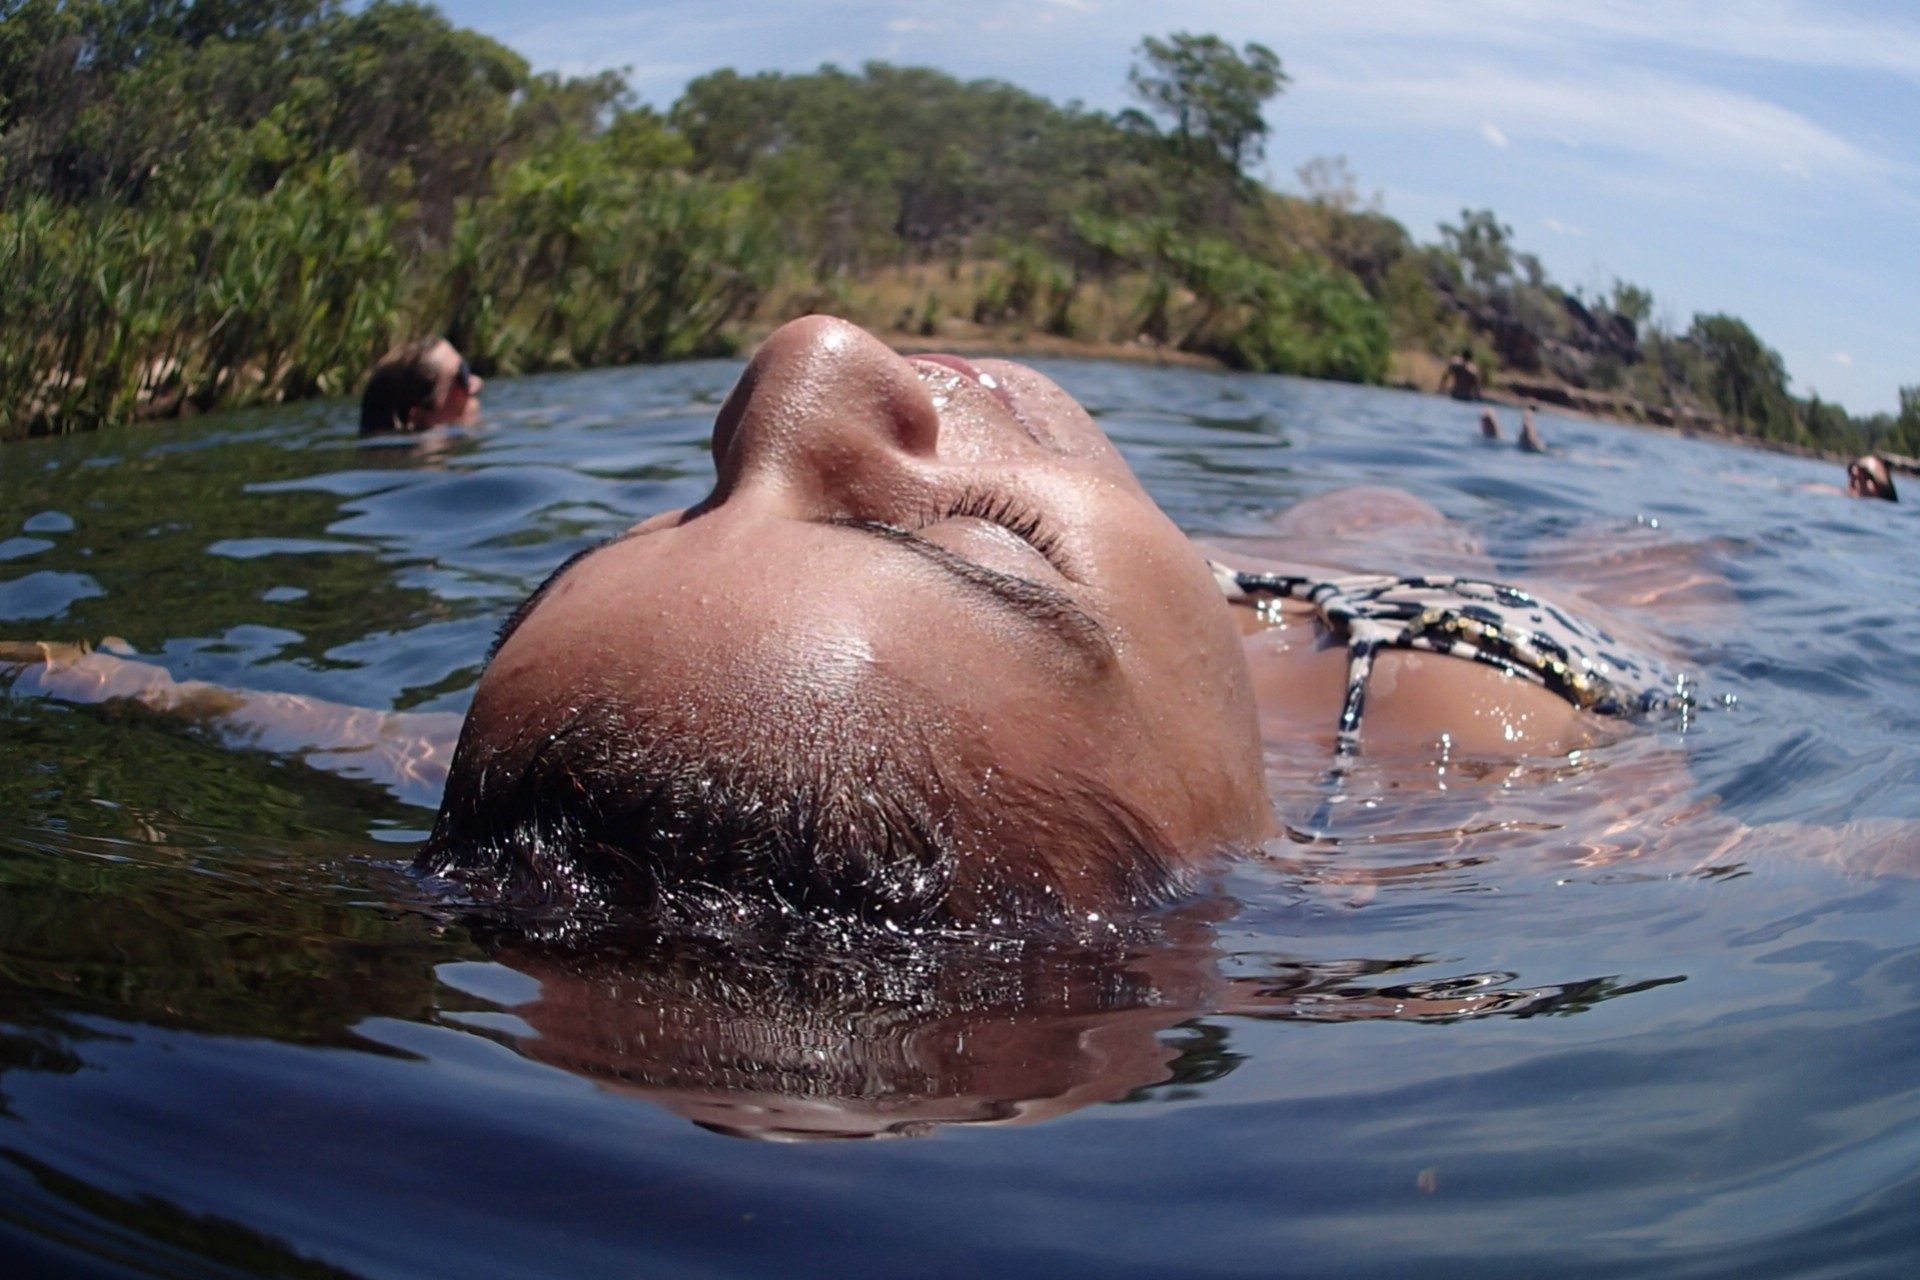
left=873, top=365, right=942, bottom=458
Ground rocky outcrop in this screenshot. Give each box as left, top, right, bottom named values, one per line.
left=1431, top=276, right=1644, bottom=392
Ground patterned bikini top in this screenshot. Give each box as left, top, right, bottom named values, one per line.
left=1212, top=563, right=1685, bottom=755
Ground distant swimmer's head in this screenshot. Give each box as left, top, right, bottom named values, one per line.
left=1479, top=409, right=1501, bottom=439
left=359, top=337, right=482, bottom=434
left=1518, top=407, right=1546, bottom=454
left=418, top=316, right=1271, bottom=933
left=1847, top=455, right=1898, bottom=502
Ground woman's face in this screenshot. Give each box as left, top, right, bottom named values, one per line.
left=472, top=316, right=1271, bottom=891
left=414, top=339, right=481, bottom=429
left=1848, top=457, right=1892, bottom=500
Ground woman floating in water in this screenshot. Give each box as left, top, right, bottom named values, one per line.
left=1, top=318, right=1902, bottom=936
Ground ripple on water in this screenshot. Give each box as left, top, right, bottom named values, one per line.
left=0, top=569, right=105, bottom=620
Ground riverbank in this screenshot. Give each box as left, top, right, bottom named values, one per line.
left=739, top=311, right=1230, bottom=373
left=1482, top=368, right=1918, bottom=474
left=839, top=318, right=1919, bottom=477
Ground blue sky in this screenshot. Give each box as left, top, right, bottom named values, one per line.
left=433, top=0, right=1919, bottom=415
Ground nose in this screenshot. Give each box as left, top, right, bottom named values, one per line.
left=708, top=317, right=940, bottom=505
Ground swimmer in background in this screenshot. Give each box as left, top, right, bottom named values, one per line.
left=359, top=337, right=483, bottom=434
left=1479, top=408, right=1502, bottom=440
left=1438, top=347, right=1482, bottom=402
left=1518, top=406, right=1546, bottom=454
left=1797, top=454, right=1899, bottom=502
left=1847, top=455, right=1899, bottom=501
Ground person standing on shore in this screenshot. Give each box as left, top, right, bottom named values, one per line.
left=1439, top=348, right=1482, bottom=402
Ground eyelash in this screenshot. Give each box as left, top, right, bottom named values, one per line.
left=929, top=489, right=1066, bottom=565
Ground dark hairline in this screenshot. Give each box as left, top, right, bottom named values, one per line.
left=488, top=514, right=1114, bottom=667
left=418, top=687, right=1187, bottom=933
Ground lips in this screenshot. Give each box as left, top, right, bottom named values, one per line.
left=913, top=353, right=986, bottom=383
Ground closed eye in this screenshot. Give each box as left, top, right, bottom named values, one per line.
left=925, top=488, right=1066, bottom=569
left=826, top=518, right=1112, bottom=669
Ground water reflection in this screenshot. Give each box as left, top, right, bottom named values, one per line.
left=454, top=911, right=1681, bottom=1141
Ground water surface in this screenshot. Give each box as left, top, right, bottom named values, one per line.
left=2, top=358, right=1918, bottom=1278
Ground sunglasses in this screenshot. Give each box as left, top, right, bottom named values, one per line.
left=454, top=358, right=474, bottom=392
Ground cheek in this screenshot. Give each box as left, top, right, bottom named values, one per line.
left=1083, top=501, right=1220, bottom=634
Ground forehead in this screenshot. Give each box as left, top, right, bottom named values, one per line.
left=482, top=514, right=1113, bottom=741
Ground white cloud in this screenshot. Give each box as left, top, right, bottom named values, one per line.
left=1480, top=122, right=1509, bottom=149
left=1193, top=2, right=1920, bottom=80
left=1295, top=64, right=1886, bottom=185
left=1833, top=352, right=1854, bottom=367
left=1543, top=216, right=1585, bottom=237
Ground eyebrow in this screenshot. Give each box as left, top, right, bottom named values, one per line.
left=823, top=518, right=1115, bottom=667
left=489, top=514, right=1116, bottom=668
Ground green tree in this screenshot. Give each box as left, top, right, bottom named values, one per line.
left=1689, top=312, right=1795, bottom=438
left=673, top=60, right=1097, bottom=270
left=1889, top=385, right=1920, bottom=456
left=1125, top=32, right=1286, bottom=175
left=1610, top=279, right=1654, bottom=326
left=1438, top=208, right=1513, bottom=294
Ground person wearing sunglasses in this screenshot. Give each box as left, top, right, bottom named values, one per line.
left=359, top=337, right=483, bottom=434
left=1847, top=455, right=1899, bottom=502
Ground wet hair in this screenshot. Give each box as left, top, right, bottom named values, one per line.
left=359, top=337, right=446, bottom=434
left=416, top=683, right=1185, bottom=937
left=480, top=921, right=1198, bottom=1139
left=1853, top=455, right=1898, bottom=502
